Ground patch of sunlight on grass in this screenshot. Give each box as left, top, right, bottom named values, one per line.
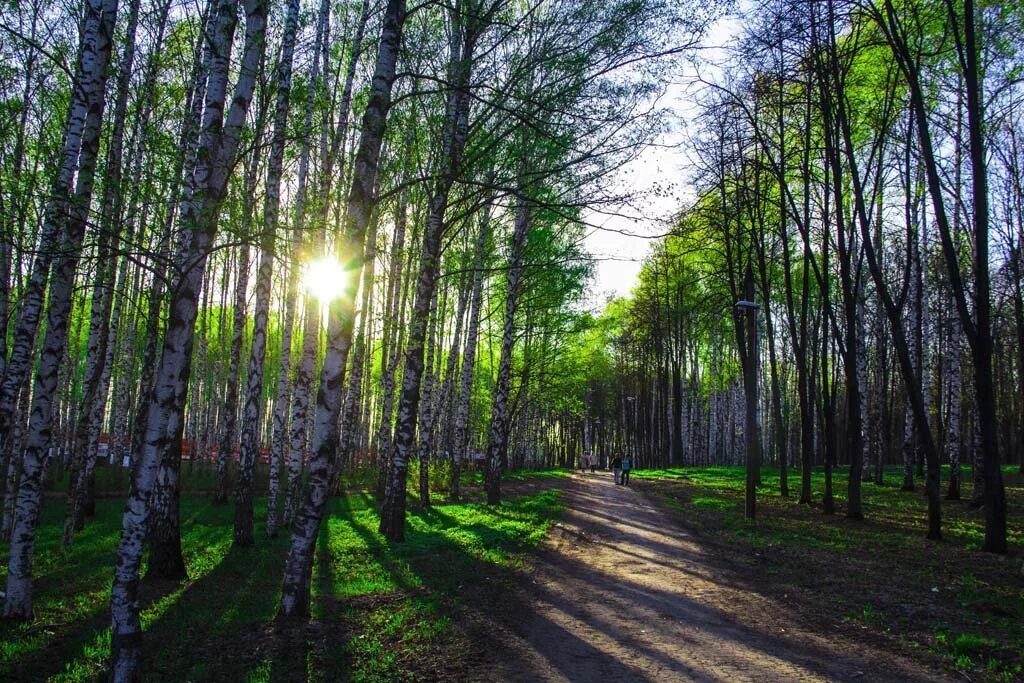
left=345, top=597, right=454, bottom=683
left=690, top=496, right=732, bottom=510
left=245, top=660, right=272, bottom=682
left=500, top=468, right=573, bottom=481
left=50, top=628, right=110, bottom=683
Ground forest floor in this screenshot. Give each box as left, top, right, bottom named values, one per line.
left=0, top=476, right=563, bottom=682
left=459, top=467, right=1023, bottom=683
left=2, top=465, right=1021, bottom=681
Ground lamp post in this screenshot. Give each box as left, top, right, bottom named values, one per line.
left=737, top=282, right=761, bottom=520
left=625, top=395, right=637, bottom=466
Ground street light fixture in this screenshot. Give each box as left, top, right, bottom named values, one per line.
left=624, top=396, right=637, bottom=465
left=736, top=271, right=761, bottom=521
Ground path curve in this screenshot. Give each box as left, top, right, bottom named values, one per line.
left=484, top=473, right=953, bottom=683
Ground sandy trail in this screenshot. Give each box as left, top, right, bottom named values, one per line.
left=482, top=473, right=952, bottom=683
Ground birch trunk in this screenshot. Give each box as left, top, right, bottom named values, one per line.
left=374, top=184, right=410, bottom=497
left=2, top=0, right=119, bottom=620
left=379, top=4, right=476, bottom=540
left=285, top=299, right=317, bottom=527
left=485, top=199, right=531, bottom=505
left=856, top=288, right=870, bottom=483
left=336, top=209, right=380, bottom=483
left=63, top=0, right=144, bottom=545
left=1, top=383, right=30, bottom=542
left=280, top=0, right=330, bottom=528
left=109, top=0, right=267, bottom=674
left=283, top=0, right=370, bottom=522
left=415, top=293, right=440, bottom=507
left=877, top=0, right=1005, bottom=549
left=0, top=2, right=107, bottom=451
left=267, top=258, right=297, bottom=537
left=215, top=233, right=253, bottom=504
left=235, top=0, right=300, bottom=547
left=280, top=0, right=406, bottom=617
left=437, top=256, right=472, bottom=463
left=945, top=289, right=962, bottom=499
left=123, top=6, right=207, bottom=473
left=0, top=10, right=38, bottom=383
left=902, top=221, right=921, bottom=491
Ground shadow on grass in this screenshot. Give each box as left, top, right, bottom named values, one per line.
left=3, top=484, right=570, bottom=682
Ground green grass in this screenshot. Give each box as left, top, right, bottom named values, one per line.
left=0, top=488, right=562, bottom=681
left=480, top=467, right=572, bottom=483
left=633, top=464, right=1024, bottom=682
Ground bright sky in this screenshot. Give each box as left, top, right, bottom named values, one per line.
left=582, top=11, right=743, bottom=308
left=582, top=108, right=690, bottom=306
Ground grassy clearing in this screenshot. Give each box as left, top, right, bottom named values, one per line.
left=633, top=465, right=1024, bottom=682
left=0, top=488, right=562, bottom=682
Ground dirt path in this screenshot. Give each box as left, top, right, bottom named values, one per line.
left=480, top=473, right=953, bottom=683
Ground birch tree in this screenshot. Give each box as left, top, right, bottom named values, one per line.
left=109, top=0, right=268, bottom=674
left=279, top=0, right=407, bottom=618
left=3, top=0, right=119, bottom=620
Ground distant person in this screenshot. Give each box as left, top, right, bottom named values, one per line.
left=590, top=456, right=597, bottom=473
left=611, top=455, right=623, bottom=485
left=621, top=455, right=633, bottom=485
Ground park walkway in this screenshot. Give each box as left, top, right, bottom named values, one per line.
left=481, top=473, right=953, bottom=682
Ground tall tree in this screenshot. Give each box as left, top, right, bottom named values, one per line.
left=108, top=0, right=268, bottom=674
left=234, top=0, right=301, bottom=547
left=3, top=0, right=120, bottom=620
left=279, top=0, right=407, bottom=618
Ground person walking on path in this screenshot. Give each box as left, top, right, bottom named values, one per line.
left=611, top=456, right=623, bottom=485
left=589, top=455, right=597, bottom=473
left=621, top=455, right=633, bottom=485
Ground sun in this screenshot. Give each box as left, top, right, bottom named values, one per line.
left=302, top=256, right=347, bottom=301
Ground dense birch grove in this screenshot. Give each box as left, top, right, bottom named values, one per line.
left=583, top=0, right=1023, bottom=552
left=1, top=0, right=1022, bottom=676
left=0, top=0, right=699, bottom=675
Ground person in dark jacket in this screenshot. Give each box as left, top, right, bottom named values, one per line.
left=621, top=455, right=633, bottom=485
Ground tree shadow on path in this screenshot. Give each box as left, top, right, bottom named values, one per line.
left=455, top=474, right=956, bottom=683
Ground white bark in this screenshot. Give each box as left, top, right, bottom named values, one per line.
left=235, top=0, right=300, bottom=546
left=215, top=236, right=252, bottom=503
left=0, top=0, right=103, bottom=451
left=414, top=292, right=441, bottom=505
left=902, top=223, right=921, bottom=490
left=1, top=383, right=30, bottom=542
left=484, top=199, right=531, bottom=503
left=374, top=187, right=410, bottom=495
left=450, top=205, right=491, bottom=500
left=945, top=289, right=962, bottom=497
left=267, top=259, right=297, bottom=537
left=336, top=210, right=380, bottom=482
left=856, top=282, right=870, bottom=482
left=380, top=0, right=484, bottom=537
left=280, top=0, right=330, bottom=523
left=280, top=0, right=406, bottom=617
left=109, top=0, right=267, bottom=674
left=63, top=0, right=145, bottom=544
left=3, top=0, right=119, bottom=620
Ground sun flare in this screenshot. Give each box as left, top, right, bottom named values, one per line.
left=303, top=256, right=347, bottom=301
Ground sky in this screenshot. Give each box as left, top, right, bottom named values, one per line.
left=581, top=11, right=744, bottom=308
left=582, top=111, right=691, bottom=307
